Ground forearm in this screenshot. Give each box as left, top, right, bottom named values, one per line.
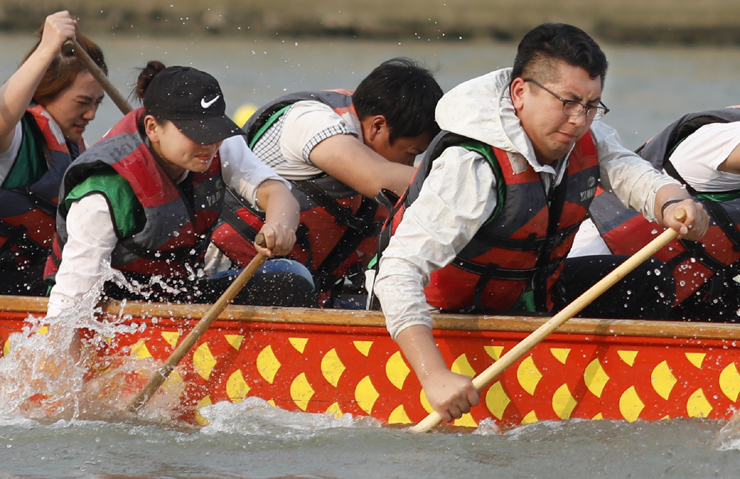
left=374, top=257, right=434, bottom=338
left=254, top=179, right=299, bottom=256
left=0, top=12, right=75, bottom=148
left=309, top=134, right=415, bottom=197
left=0, top=51, right=55, bottom=146
left=258, top=180, right=300, bottom=231
left=393, top=319, right=480, bottom=422
left=369, top=161, right=416, bottom=197
left=593, top=122, right=679, bottom=220
left=395, top=324, right=449, bottom=384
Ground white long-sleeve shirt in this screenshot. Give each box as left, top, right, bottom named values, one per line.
left=46, top=135, right=287, bottom=318
left=374, top=68, right=679, bottom=339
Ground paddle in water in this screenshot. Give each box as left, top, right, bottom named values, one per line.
left=410, top=209, right=688, bottom=433
left=126, top=234, right=269, bottom=414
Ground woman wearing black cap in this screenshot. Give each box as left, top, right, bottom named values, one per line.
left=44, top=61, right=316, bottom=323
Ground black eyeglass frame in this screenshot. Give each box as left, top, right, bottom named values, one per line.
left=523, top=78, right=610, bottom=120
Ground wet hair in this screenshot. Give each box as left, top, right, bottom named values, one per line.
left=511, top=23, right=608, bottom=85
left=133, top=60, right=167, bottom=111
left=352, top=57, right=443, bottom=143
left=24, top=29, right=107, bottom=106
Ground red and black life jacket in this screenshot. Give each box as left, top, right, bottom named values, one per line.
left=0, top=105, right=84, bottom=268
left=210, top=90, right=386, bottom=298
left=379, top=130, right=599, bottom=313
left=590, top=108, right=740, bottom=305
left=44, top=107, right=225, bottom=280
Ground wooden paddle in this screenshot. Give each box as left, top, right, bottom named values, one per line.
left=126, top=234, right=268, bottom=413
left=69, top=38, right=133, bottom=115
left=410, top=209, right=687, bottom=433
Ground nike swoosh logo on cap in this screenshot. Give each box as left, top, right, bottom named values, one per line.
left=201, top=95, right=221, bottom=108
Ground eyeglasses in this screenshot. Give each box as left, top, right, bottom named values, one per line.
left=524, top=78, right=610, bottom=120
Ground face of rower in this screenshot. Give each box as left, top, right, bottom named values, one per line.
left=510, top=61, right=603, bottom=165
left=144, top=116, right=222, bottom=180
left=362, top=115, right=433, bottom=166
left=371, top=132, right=433, bottom=167
left=43, top=70, right=104, bottom=144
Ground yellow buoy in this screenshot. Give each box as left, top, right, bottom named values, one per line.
left=233, top=103, right=259, bottom=127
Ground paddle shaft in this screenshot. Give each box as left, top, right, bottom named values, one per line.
left=410, top=211, right=686, bottom=433
left=70, top=39, right=133, bottom=115
left=126, top=235, right=268, bottom=413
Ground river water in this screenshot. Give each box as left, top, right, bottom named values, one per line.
left=3, top=33, right=740, bottom=478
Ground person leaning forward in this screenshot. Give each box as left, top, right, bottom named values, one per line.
left=571, top=107, right=740, bottom=321
left=208, top=58, right=443, bottom=307
left=373, top=23, right=710, bottom=423
left=45, top=62, right=312, bottom=335
left=0, top=11, right=106, bottom=296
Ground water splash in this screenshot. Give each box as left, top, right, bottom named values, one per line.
left=0, top=263, right=181, bottom=424
left=473, top=417, right=502, bottom=436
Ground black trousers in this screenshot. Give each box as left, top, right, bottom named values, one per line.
left=0, top=263, right=48, bottom=296
left=671, top=276, right=740, bottom=322
left=554, top=255, right=675, bottom=320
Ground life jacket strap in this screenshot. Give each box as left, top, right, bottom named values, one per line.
left=0, top=219, right=47, bottom=266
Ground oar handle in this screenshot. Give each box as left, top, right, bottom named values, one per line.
left=69, top=38, right=133, bottom=115
left=410, top=210, right=686, bottom=433
left=126, top=234, right=268, bottom=413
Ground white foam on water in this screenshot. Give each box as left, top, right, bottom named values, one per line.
left=0, top=416, right=37, bottom=428
left=472, top=417, right=502, bottom=435
left=199, top=397, right=381, bottom=439
left=714, top=412, right=740, bottom=450
left=502, top=418, right=592, bottom=441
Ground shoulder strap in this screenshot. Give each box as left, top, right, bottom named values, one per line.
left=0, top=219, right=46, bottom=266
left=248, top=104, right=292, bottom=149
left=456, top=139, right=506, bottom=225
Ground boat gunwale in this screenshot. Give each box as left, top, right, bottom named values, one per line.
left=0, top=294, right=739, bottom=341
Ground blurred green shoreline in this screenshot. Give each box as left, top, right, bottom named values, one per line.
left=3, top=0, right=740, bottom=45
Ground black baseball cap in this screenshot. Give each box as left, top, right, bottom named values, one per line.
left=143, top=66, right=244, bottom=145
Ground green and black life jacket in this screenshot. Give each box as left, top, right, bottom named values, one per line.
left=210, top=90, right=385, bottom=301
left=0, top=104, right=84, bottom=268
left=44, top=107, right=225, bottom=281
left=378, top=130, right=599, bottom=313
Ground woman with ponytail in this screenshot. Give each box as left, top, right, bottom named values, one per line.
left=0, top=11, right=106, bottom=296
left=45, top=61, right=315, bottom=326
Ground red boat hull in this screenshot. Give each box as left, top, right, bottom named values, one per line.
left=2, top=296, right=740, bottom=427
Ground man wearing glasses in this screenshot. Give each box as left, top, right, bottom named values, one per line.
left=373, top=23, right=709, bottom=423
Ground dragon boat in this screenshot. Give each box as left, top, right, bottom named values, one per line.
left=1, top=294, right=740, bottom=428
